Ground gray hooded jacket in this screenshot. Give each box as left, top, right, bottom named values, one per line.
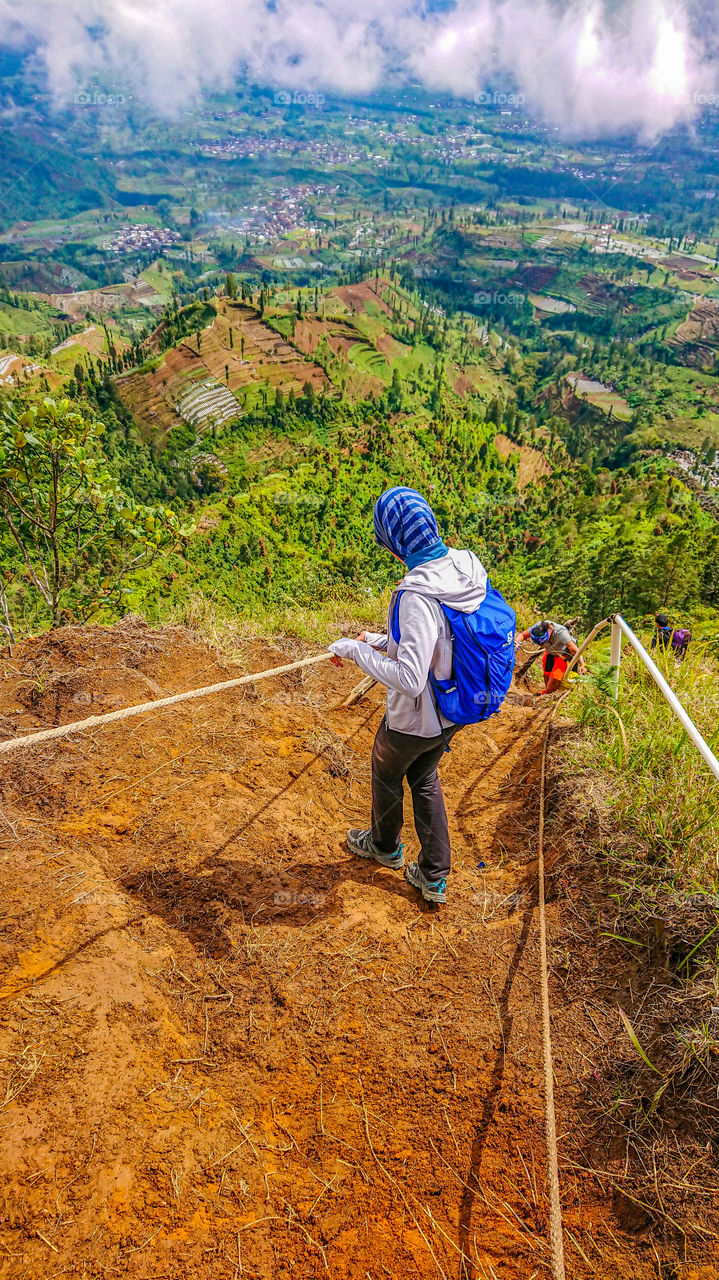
left=339, top=548, right=488, bottom=736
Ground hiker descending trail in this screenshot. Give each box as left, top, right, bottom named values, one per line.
left=651, top=611, right=693, bottom=662
left=517, top=620, right=586, bottom=695
left=329, top=486, right=515, bottom=906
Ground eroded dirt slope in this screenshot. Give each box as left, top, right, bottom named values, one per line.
left=0, top=619, right=713, bottom=1279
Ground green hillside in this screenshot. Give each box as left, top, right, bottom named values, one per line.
left=0, top=274, right=716, bottom=641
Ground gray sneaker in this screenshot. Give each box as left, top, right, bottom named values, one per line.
left=404, top=860, right=447, bottom=904
left=347, top=828, right=404, bottom=869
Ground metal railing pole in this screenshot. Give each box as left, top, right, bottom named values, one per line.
left=612, top=614, right=719, bottom=783
left=609, top=619, right=623, bottom=700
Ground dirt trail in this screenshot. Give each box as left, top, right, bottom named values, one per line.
left=0, top=619, right=710, bottom=1278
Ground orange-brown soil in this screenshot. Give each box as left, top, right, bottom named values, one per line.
left=333, top=283, right=393, bottom=317
left=493, top=435, right=552, bottom=490
left=0, top=619, right=714, bottom=1278
left=376, top=333, right=409, bottom=361
left=293, top=316, right=358, bottom=362
left=289, top=315, right=387, bottom=400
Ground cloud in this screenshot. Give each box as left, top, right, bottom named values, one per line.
left=2, top=0, right=717, bottom=138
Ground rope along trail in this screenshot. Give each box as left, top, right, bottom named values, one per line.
left=0, top=645, right=570, bottom=1275
left=0, top=652, right=333, bottom=756
left=538, top=700, right=570, bottom=1280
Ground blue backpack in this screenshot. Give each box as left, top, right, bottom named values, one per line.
left=391, top=580, right=516, bottom=730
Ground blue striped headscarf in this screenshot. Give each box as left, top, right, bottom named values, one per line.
left=373, top=486, right=448, bottom=570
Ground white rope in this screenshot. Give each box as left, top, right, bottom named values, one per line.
left=538, top=702, right=568, bottom=1280
left=0, top=652, right=333, bottom=758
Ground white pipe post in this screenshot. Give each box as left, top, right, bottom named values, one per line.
left=614, top=614, right=719, bottom=784
left=609, top=618, right=622, bottom=700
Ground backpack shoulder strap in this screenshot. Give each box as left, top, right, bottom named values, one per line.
left=391, top=590, right=450, bottom=645
left=390, top=589, right=404, bottom=644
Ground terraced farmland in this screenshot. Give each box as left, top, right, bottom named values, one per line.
left=528, top=292, right=576, bottom=315
left=115, top=300, right=329, bottom=443
left=176, top=376, right=241, bottom=429
left=565, top=371, right=632, bottom=418
left=291, top=313, right=388, bottom=397
left=669, top=298, right=719, bottom=369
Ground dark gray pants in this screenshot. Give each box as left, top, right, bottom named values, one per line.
left=371, top=718, right=459, bottom=881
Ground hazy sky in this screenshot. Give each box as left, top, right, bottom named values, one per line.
left=3, top=0, right=717, bottom=138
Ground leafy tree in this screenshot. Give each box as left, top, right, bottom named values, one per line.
left=388, top=367, right=403, bottom=413
left=191, top=454, right=226, bottom=494
left=0, top=397, right=189, bottom=629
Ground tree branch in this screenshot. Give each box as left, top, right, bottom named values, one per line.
left=0, top=502, right=52, bottom=607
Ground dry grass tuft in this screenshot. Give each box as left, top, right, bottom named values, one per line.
left=305, top=727, right=366, bottom=780
left=168, top=588, right=390, bottom=656
left=168, top=591, right=255, bottom=665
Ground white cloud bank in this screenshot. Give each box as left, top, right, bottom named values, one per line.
left=2, top=0, right=718, bottom=138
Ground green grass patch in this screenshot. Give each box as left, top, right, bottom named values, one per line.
left=571, top=643, right=719, bottom=889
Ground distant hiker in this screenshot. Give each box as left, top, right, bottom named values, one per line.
left=518, top=619, right=586, bottom=694
left=651, top=612, right=692, bottom=662
left=651, top=612, right=673, bottom=652
left=328, top=486, right=515, bottom=905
